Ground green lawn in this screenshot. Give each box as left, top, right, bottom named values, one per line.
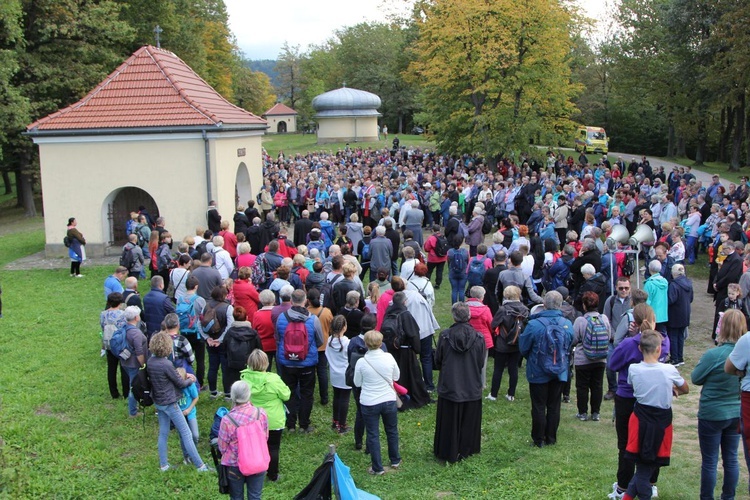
left=262, top=133, right=435, bottom=158
left=0, top=225, right=717, bottom=499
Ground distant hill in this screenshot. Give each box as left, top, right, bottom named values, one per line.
left=246, top=59, right=279, bottom=88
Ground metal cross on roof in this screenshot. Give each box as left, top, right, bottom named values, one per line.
left=154, top=25, right=163, bottom=48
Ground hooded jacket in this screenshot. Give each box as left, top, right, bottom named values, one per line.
left=644, top=274, right=669, bottom=323
left=490, top=300, right=529, bottom=353
left=667, top=275, right=693, bottom=329
left=467, top=299, right=494, bottom=349
left=240, top=368, right=291, bottom=430
left=434, top=322, right=486, bottom=402
left=225, top=321, right=262, bottom=370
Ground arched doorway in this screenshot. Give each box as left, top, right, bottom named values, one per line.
left=277, top=121, right=287, bottom=134
left=235, top=162, right=252, bottom=208
left=104, top=187, right=159, bottom=245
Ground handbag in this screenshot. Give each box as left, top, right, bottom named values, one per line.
left=210, top=443, right=230, bottom=495
left=226, top=408, right=270, bottom=476
left=363, top=356, right=404, bottom=409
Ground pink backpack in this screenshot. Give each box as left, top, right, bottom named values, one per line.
left=226, top=408, right=270, bottom=476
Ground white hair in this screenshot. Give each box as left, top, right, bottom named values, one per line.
left=375, top=226, right=386, bottom=236
left=671, top=263, right=685, bottom=279
left=649, top=260, right=662, bottom=274
left=581, top=263, right=596, bottom=276
left=123, top=305, right=141, bottom=321
left=320, top=212, right=329, bottom=221
left=230, top=380, right=251, bottom=404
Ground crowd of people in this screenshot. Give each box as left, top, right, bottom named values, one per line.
left=88, top=144, right=750, bottom=499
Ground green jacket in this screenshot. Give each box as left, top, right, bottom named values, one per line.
left=240, top=368, right=291, bottom=430
left=691, top=343, right=740, bottom=421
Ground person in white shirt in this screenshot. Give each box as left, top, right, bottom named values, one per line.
left=326, top=316, right=351, bottom=433
left=211, top=235, right=234, bottom=280
left=354, top=330, right=402, bottom=475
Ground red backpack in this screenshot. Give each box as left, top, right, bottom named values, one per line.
left=282, top=312, right=310, bottom=361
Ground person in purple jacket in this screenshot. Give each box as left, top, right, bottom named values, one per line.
left=607, top=303, right=670, bottom=500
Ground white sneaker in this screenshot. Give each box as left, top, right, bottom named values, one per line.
left=607, top=482, right=624, bottom=500
left=651, top=485, right=658, bottom=498
left=505, top=394, right=515, bottom=401
left=485, top=395, right=497, bottom=401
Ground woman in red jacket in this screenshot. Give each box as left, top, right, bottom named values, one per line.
left=233, top=267, right=260, bottom=324
left=423, top=224, right=448, bottom=289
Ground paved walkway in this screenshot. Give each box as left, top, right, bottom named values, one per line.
left=609, top=150, right=731, bottom=187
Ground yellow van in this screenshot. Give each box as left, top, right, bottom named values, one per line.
left=574, top=126, right=608, bottom=154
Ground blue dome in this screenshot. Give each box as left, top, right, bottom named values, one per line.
left=312, top=87, right=381, bottom=117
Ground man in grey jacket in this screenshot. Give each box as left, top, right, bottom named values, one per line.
left=601, top=276, right=632, bottom=400
left=369, top=226, right=393, bottom=282
left=497, top=251, right=543, bottom=305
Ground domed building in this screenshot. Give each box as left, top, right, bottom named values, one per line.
left=312, top=86, right=381, bottom=144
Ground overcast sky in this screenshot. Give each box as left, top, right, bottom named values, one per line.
left=225, top=0, right=614, bottom=60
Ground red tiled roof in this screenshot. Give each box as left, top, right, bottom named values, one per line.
left=27, top=45, right=266, bottom=132
left=263, top=103, right=297, bottom=116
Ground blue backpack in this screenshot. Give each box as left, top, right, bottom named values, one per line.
left=176, top=294, right=200, bottom=335
left=449, top=248, right=467, bottom=274
left=360, top=240, right=371, bottom=261
left=467, top=257, right=486, bottom=286
left=308, top=239, right=326, bottom=258
left=109, top=325, right=133, bottom=360
left=535, top=318, right=570, bottom=376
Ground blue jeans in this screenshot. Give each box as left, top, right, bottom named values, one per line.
left=699, top=418, right=740, bottom=500
left=124, top=366, right=140, bottom=416
left=667, top=327, right=686, bottom=364
left=227, top=466, right=264, bottom=500
left=207, top=344, right=229, bottom=396
left=687, top=235, right=698, bottom=264
left=420, top=335, right=434, bottom=390
left=361, top=400, right=400, bottom=473
left=155, top=402, right=204, bottom=469
left=449, top=274, right=467, bottom=303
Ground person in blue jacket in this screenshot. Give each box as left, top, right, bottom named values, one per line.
left=518, top=291, right=573, bottom=448
left=275, top=289, right=323, bottom=433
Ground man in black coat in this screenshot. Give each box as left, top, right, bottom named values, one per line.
left=244, top=200, right=261, bottom=224
left=483, top=251, right=508, bottom=315
left=569, top=238, right=602, bottom=296
left=384, top=219, right=401, bottom=278
left=293, top=210, right=315, bottom=247
left=713, top=240, right=743, bottom=332
left=246, top=217, right=262, bottom=256
left=233, top=207, right=250, bottom=235
left=258, top=213, right=280, bottom=252
left=444, top=207, right=461, bottom=246
left=206, top=200, right=221, bottom=234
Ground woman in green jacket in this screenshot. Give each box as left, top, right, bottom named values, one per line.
left=240, top=349, right=291, bottom=482
left=692, top=308, right=743, bottom=500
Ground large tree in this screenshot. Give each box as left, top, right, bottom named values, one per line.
left=409, top=0, right=580, bottom=160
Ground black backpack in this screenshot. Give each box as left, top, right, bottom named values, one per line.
left=131, top=365, right=153, bottom=407
left=434, top=235, right=449, bottom=257
left=482, top=216, right=492, bottom=235
left=623, top=253, right=636, bottom=276
left=225, top=328, right=260, bottom=370
left=380, top=311, right=404, bottom=351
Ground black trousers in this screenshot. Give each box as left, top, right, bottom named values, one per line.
left=186, top=334, right=205, bottom=387
left=106, top=350, right=129, bottom=399
left=281, top=366, right=316, bottom=430
left=267, top=429, right=282, bottom=481
left=332, top=387, right=352, bottom=427
left=529, top=380, right=563, bottom=445
left=575, top=364, right=605, bottom=415
left=615, top=395, right=660, bottom=490
left=426, top=261, right=445, bottom=287
left=490, top=351, right=521, bottom=398
left=316, top=352, right=329, bottom=404
left=353, top=387, right=365, bottom=448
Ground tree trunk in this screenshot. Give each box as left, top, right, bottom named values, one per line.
left=398, top=113, right=403, bottom=134
left=676, top=135, right=686, bottom=157
left=667, top=121, right=675, bottom=158
left=720, top=105, right=733, bottom=164
left=1, top=169, right=11, bottom=195
left=14, top=169, right=23, bottom=208
left=730, top=96, right=745, bottom=172
left=695, top=115, right=707, bottom=166
left=19, top=172, right=36, bottom=216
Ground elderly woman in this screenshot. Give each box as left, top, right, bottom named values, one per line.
left=146, top=331, right=210, bottom=472
left=434, top=302, right=487, bottom=463
left=101, top=292, right=128, bottom=399
left=466, top=207, right=485, bottom=256
left=466, top=286, right=494, bottom=389
left=691, top=310, right=742, bottom=500
left=406, top=262, right=435, bottom=307
left=240, top=350, right=290, bottom=483
left=233, top=267, right=260, bottom=324
left=236, top=241, right=256, bottom=269
left=218, top=380, right=269, bottom=499
left=353, top=330, right=401, bottom=475
left=66, top=217, right=86, bottom=277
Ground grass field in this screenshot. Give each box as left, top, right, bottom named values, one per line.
left=0, top=187, right=737, bottom=498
